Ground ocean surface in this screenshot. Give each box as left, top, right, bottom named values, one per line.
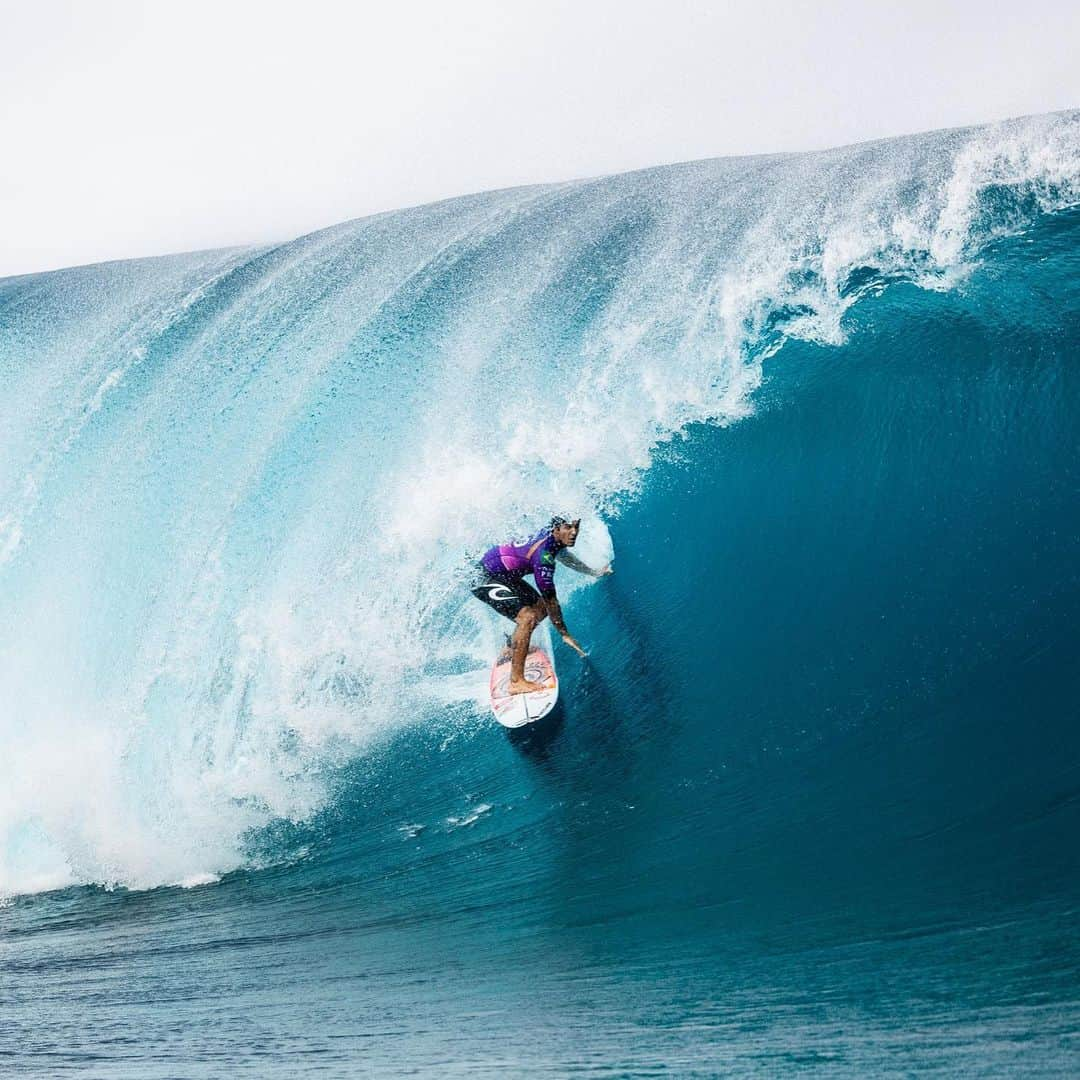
left=1, top=111, right=1078, bottom=1076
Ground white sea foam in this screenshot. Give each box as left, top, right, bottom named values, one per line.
left=0, top=111, right=1077, bottom=897
left=447, top=804, right=493, bottom=830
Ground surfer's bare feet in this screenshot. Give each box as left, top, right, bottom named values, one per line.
left=508, top=678, right=543, bottom=695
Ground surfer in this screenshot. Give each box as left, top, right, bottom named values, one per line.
left=473, top=517, right=612, bottom=694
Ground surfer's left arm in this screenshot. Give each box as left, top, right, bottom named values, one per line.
left=555, top=550, right=613, bottom=577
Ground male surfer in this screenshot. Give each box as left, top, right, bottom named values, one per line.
left=473, top=517, right=612, bottom=694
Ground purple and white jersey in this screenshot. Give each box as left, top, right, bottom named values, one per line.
left=480, top=529, right=561, bottom=597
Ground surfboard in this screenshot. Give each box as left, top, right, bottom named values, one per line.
left=489, top=646, right=558, bottom=728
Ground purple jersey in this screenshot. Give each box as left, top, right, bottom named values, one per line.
left=480, top=529, right=560, bottom=597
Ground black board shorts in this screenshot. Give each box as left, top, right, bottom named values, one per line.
left=472, top=569, right=543, bottom=621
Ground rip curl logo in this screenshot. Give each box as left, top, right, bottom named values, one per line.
left=486, top=584, right=517, bottom=602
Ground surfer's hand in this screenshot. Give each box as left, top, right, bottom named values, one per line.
left=563, top=634, right=588, bottom=658
left=594, top=564, right=613, bottom=577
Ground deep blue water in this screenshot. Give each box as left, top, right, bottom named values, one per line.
left=1, top=112, right=1079, bottom=1075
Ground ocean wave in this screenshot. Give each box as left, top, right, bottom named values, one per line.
left=0, top=110, right=1077, bottom=897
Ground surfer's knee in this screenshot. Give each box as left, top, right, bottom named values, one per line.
left=516, top=604, right=544, bottom=629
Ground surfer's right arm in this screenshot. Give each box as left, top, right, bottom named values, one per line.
left=531, top=536, right=586, bottom=656
left=544, top=595, right=588, bottom=658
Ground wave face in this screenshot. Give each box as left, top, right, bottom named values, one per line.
left=1, top=112, right=1079, bottom=1073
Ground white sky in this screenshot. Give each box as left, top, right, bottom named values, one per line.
left=2, top=0, right=1078, bottom=278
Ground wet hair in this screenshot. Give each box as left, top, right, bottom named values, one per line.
left=550, top=516, right=581, bottom=529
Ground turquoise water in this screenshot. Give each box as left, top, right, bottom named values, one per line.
left=1, top=112, right=1078, bottom=1075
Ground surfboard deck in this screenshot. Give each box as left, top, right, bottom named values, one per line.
left=489, top=646, right=558, bottom=727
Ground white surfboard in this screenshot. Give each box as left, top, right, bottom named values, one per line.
left=489, top=646, right=558, bottom=727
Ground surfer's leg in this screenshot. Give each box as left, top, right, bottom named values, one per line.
left=473, top=571, right=544, bottom=692
left=508, top=603, right=547, bottom=695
